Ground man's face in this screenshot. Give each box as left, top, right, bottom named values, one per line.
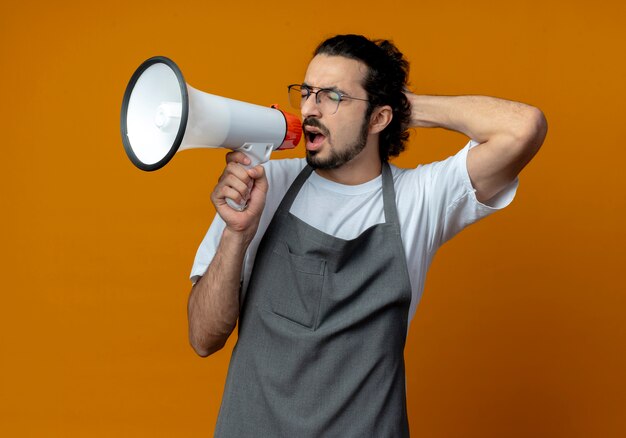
left=301, top=55, right=371, bottom=170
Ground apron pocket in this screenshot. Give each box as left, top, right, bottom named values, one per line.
left=267, top=242, right=326, bottom=330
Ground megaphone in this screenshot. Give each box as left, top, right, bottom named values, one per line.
left=120, top=56, right=302, bottom=210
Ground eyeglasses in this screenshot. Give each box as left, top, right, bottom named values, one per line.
left=287, top=84, right=368, bottom=115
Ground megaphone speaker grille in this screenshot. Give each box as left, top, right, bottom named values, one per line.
left=121, top=56, right=189, bottom=171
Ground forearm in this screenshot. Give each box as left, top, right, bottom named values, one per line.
left=408, top=94, right=547, bottom=201
left=187, top=228, right=250, bottom=357
left=407, top=94, right=545, bottom=144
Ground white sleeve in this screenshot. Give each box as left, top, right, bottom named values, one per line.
left=428, top=140, right=518, bottom=247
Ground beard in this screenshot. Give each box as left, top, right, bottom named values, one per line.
left=305, top=116, right=370, bottom=170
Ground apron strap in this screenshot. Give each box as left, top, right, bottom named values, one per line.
left=381, top=161, right=400, bottom=227
left=274, top=164, right=314, bottom=217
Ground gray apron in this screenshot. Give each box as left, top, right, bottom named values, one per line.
left=215, top=163, right=412, bottom=437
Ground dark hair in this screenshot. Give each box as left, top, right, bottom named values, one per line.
left=314, top=34, right=411, bottom=161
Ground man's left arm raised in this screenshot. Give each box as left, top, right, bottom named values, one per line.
left=406, top=94, right=548, bottom=203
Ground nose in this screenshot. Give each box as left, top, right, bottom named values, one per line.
left=300, top=92, right=321, bottom=119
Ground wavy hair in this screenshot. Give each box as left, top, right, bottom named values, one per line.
left=314, top=34, right=411, bottom=161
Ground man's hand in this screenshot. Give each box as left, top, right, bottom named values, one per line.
left=211, top=151, right=269, bottom=242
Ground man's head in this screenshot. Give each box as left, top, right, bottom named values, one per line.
left=297, top=34, right=411, bottom=168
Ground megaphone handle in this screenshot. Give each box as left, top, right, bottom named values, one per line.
left=225, top=143, right=275, bottom=211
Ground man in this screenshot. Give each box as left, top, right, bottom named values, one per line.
left=187, top=34, right=547, bottom=437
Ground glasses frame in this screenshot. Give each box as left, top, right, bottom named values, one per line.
left=287, top=84, right=369, bottom=115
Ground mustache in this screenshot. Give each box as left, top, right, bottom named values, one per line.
left=302, top=118, right=330, bottom=137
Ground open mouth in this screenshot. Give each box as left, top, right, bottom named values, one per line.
left=307, top=132, right=326, bottom=145
left=304, top=126, right=328, bottom=150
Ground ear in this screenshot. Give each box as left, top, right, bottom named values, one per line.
left=368, top=105, right=393, bottom=134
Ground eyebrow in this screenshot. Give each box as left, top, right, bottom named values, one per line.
left=301, top=82, right=349, bottom=96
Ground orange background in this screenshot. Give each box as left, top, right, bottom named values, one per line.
left=1, top=0, right=625, bottom=436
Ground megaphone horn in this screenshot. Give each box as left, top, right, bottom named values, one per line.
left=120, top=56, right=302, bottom=210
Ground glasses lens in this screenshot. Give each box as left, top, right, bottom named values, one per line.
left=317, top=90, right=341, bottom=114
left=288, top=85, right=306, bottom=110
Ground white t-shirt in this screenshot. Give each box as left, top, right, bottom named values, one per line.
left=190, top=140, right=518, bottom=325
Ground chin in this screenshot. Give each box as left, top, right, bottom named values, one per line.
left=306, top=150, right=347, bottom=170
left=306, top=150, right=326, bottom=169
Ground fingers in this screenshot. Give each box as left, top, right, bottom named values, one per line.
left=246, top=165, right=268, bottom=193
left=245, top=165, right=268, bottom=214
left=212, top=161, right=253, bottom=207
left=225, top=151, right=251, bottom=166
